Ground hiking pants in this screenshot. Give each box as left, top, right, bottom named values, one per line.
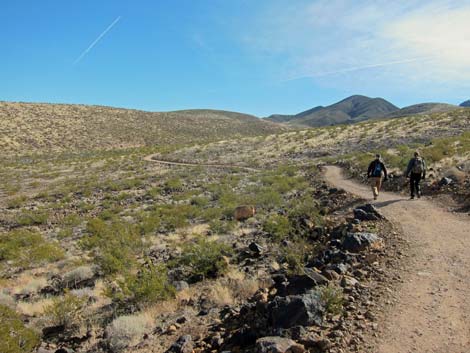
left=369, top=177, right=382, bottom=197
left=410, top=173, right=422, bottom=197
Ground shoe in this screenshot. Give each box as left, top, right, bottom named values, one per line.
left=374, top=196, right=377, bottom=200
left=410, top=195, right=415, bottom=200
left=417, top=192, right=421, bottom=198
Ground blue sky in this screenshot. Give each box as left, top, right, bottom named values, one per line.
left=2, top=0, right=470, bottom=116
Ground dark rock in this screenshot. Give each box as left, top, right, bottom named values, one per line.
left=353, top=204, right=383, bottom=221
left=42, top=325, right=65, bottom=339
left=166, top=335, right=193, bottom=353
left=249, top=242, right=264, bottom=256
left=439, top=177, right=453, bottom=186
left=269, top=291, right=324, bottom=328
left=256, top=336, right=305, bottom=353
left=229, top=327, right=258, bottom=348
left=342, top=232, right=381, bottom=252
left=279, top=270, right=328, bottom=296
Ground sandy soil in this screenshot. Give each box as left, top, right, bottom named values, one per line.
left=324, top=166, right=470, bottom=353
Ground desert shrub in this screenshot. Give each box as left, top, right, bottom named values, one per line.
left=0, top=292, right=15, bottom=309
left=15, top=210, right=49, bottom=226
left=44, top=291, right=86, bottom=328
left=6, top=196, right=28, bottom=209
left=317, top=284, right=344, bottom=315
left=106, top=314, right=152, bottom=352
left=190, top=196, right=210, bottom=207
left=106, top=261, right=175, bottom=309
left=63, top=266, right=95, bottom=288
left=0, top=230, right=64, bottom=269
left=209, top=219, right=236, bottom=235
left=57, top=227, right=73, bottom=239
left=138, top=213, right=161, bottom=235
left=81, top=219, right=142, bottom=276
left=0, top=304, right=40, bottom=353
left=163, top=178, right=183, bottom=193
left=281, top=239, right=317, bottom=275
left=60, top=213, right=81, bottom=227
left=173, top=237, right=232, bottom=281
left=263, top=214, right=291, bottom=241
left=250, top=188, right=282, bottom=210
left=154, top=204, right=199, bottom=231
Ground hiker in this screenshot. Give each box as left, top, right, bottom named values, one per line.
left=405, top=151, right=426, bottom=199
left=367, top=154, right=388, bottom=200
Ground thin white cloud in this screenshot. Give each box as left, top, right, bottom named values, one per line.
left=242, top=0, right=470, bottom=90
left=286, top=57, right=432, bottom=80
left=73, top=16, right=122, bottom=65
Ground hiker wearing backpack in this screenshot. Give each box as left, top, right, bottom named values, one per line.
left=405, top=151, right=426, bottom=199
left=367, top=154, right=388, bottom=200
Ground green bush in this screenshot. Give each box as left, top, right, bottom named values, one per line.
left=15, top=210, right=49, bottom=226
left=209, top=219, right=236, bottom=235
left=107, top=261, right=175, bottom=308
left=317, top=285, right=344, bottom=315
left=44, top=291, right=86, bottom=328
left=263, top=214, right=291, bottom=241
left=163, top=178, right=183, bottom=193
left=173, top=236, right=232, bottom=280
left=6, top=196, right=27, bottom=209
left=81, top=219, right=142, bottom=276
left=0, top=230, right=64, bottom=269
left=0, top=305, right=40, bottom=353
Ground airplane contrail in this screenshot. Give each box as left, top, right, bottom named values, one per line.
left=286, top=57, right=431, bottom=81
left=73, top=16, right=122, bottom=65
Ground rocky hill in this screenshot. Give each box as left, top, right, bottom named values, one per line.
left=385, top=102, right=460, bottom=118
left=265, top=95, right=399, bottom=127
left=460, top=99, right=470, bottom=107
left=0, top=102, right=288, bottom=156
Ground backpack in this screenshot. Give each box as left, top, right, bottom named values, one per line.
left=412, top=157, right=424, bottom=174
left=372, top=161, right=382, bottom=177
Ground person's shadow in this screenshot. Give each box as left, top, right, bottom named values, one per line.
left=373, top=198, right=404, bottom=208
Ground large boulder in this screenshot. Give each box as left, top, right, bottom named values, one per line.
left=269, top=291, right=324, bottom=328
left=256, top=336, right=305, bottom=353
left=342, top=232, right=381, bottom=253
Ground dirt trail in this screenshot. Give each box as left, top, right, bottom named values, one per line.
left=324, top=166, right=470, bottom=353
left=143, top=154, right=259, bottom=172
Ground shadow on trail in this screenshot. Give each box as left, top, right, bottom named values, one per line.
left=373, top=198, right=404, bottom=208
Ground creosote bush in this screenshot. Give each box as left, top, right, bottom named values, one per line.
left=0, top=229, right=64, bottom=270
left=0, top=304, right=40, bottom=353
left=81, top=219, right=143, bottom=276
left=44, top=291, right=86, bottom=328
left=172, top=236, right=232, bottom=281
left=105, top=261, right=175, bottom=309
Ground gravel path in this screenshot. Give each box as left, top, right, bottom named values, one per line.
left=324, top=166, right=470, bottom=353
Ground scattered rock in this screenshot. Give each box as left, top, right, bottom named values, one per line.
left=353, top=204, right=383, bottom=221
left=269, top=291, right=325, bottom=328
left=249, top=242, right=264, bottom=256
left=256, top=336, right=305, bottom=353
left=438, top=177, right=453, bottom=186
left=342, top=232, right=381, bottom=252
left=166, top=335, right=193, bottom=353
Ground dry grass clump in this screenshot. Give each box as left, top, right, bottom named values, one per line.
left=63, top=265, right=95, bottom=288
left=105, top=312, right=153, bottom=352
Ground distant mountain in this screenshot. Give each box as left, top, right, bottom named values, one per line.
left=264, top=106, right=323, bottom=124
left=386, top=103, right=460, bottom=118
left=0, top=102, right=287, bottom=156
left=460, top=100, right=470, bottom=107
left=265, top=95, right=399, bottom=127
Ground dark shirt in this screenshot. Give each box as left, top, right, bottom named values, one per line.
left=367, top=159, right=387, bottom=178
